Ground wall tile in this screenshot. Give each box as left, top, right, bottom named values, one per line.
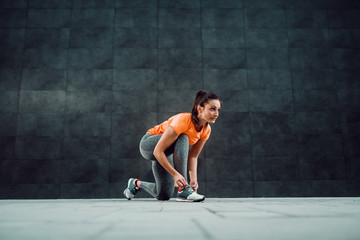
left=204, top=69, right=247, bottom=91
left=11, top=159, right=61, bottom=184
left=15, top=136, right=62, bottom=159
left=114, top=48, right=157, bottom=69
left=25, top=28, right=70, bottom=49
left=300, top=156, right=346, bottom=180
left=254, top=181, right=302, bottom=197
left=0, top=137, right=15, bottom=160
left=159, top=48, right=202, bottom=69
left=344, top=134, right=360, bottom=158
left=202, top=9, right=244, bottom=28
left=285, top=0, right=329, bottom=9
left=202, top=28, right=245, bottom=48
left=245, top=0, right=284, bottom=8
left=65, top=90, right=112, bottom=113
left=301, top=180, right=348, bottom=197
left=254, top=157, right=299, bottom=181
left=60, top=183, right=93, bottom=198
left=246, top=28, right=288, bottom=48
left=159, top=9, right=200, bottom=28
left=0, top=9, right=27, bottom=27
left=0, top=0, right=28, bottom=8
left=288, top=29, right=329, bottom=48
left=337, top=89, right=360, bottom=112
left=115, top=9, right=157, bottom=28
left=114, top=69, right=157, bottom=91
left=213, top=112, right=250, bottom=135
left=159, top=28, right=201, bottom=48
left=0, top=29, right=25, bottom=48
left=327, top=0, right=360, bottom=9
left=19, top=91, right=65, bottom=113
left=64, top=113, right=111, bottom=137
left=61, top=159, right=109, bottom=183
left=252, top=133, right=297, bottom=157
left=115, top=28, right=157, bottom=48
left=335, top=70, right=360, bottom=89
left=158, top=69, right=202, bottom=90
left=17, top=113, right=64, bottom=137
left=204, top=48, right=246, bottom=69
left=247, top=48, right=289, bottom=69
left=110, top=157, right=152, bottom=183
left=298, top=134, right=343, bottom=158
left=112, top=90, right=157, bottom=113
left=28, top=9, right=71, bottom=28
left=158, top=90, right=194, bottom=113
left=21, top=69, right=66, bottom=90
left=216, top=90, right=249, bottom=112
left=295, top=111, right=341, bottom=134
left=70, top=27, right=113, bottom=48
left=250, top=112, right=296, bottom=134
left=69, top=48, right=113, bottom=69
left=0, top=113, right=17, bottom=136
left=245, top=9, right=286, bottom=28
left=249, top=90, right=293, bottom=112
left=333, top=49, right=360, bottom=70
left=71, top=9, right=114, bottom=28
left=68, top=69, right=113, bottom=91
left=201, top=0, right=243, bottom=8
left=329, top=29, right=360, bottom=49
left=63, top=137, right=111, bottom=159
left=12, top=184, right=60, bottom=199
left=159, top=0, right=200, bottom=8
left=248, top=69, right=291, bottom=89
left=329, top=10, right=360, bottom=28
left=206, top=157, right=253, bottom=182
left=294, top=90, right=338, bottom=112
left=23, top=48, right=68, bottom=70
left=29, top=0, right=72, bottom=8
left=0, top=48, right=23, bottom=68
left=0, top=91, right=19, bottom=113
left=0, top=69, right=21, bottom=91
left=206, top=181, right=254, bottom=197
left=112, top=112, right=157, bottom=135
left=115, top=0, right=157, bottom=8
left=111, top=135, right=143, bottom=159
left=290, top=48, right=337, bottom=69
left=286, top=9, right=328, bottom=28
left=341, top=112, right=360, bottom=134
left=205, top=132, right=252, bottom=158
left=74, top=0, right=115, bottom=8
left=292, top=70, right=336, bottom=90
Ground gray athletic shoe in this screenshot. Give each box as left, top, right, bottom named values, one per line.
left=176, top=186, right=205, bottom=202
left=123, top=178, right=140, bottom=200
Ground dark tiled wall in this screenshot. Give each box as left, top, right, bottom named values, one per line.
left=0, top=0, right=359, bottom=199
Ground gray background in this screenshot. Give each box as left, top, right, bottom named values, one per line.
left=0, top=0, right=359, bottom=199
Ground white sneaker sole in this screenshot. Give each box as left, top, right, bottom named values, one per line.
left=176, top=197, right=205, bottom=202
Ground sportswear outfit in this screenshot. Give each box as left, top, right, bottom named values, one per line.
left=124, top=113, right=210, bottom=201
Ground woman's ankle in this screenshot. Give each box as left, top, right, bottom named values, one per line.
left=135, top=179, right=141, bottom=189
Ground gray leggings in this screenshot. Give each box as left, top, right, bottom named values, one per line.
left=139, top=133, right=189, bottom=200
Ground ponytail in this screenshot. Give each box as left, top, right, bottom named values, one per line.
left=191, top=90, right=222, bottom=126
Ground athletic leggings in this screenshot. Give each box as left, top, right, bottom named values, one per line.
left=139, top=133, right=189, bottom=200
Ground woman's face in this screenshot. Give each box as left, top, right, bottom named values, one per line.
left=198, top=99, right=221, bottom=124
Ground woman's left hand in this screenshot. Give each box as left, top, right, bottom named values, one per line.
left=190, top=180, right=199, bottom=192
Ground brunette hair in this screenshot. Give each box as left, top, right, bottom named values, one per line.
left=191, top=90, right=222, bottom=126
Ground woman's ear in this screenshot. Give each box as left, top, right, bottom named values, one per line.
left=197, top=104, right=203, bottom=114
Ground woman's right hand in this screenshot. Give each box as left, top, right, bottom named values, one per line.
left=173, top=172, right=188, bottom=189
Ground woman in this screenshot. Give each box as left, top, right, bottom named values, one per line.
left=123, top=90, right=222, bottom=202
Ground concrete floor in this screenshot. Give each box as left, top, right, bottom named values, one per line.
left=0, top=198, right=359, bottom=240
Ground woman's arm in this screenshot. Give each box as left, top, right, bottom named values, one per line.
left=188, top=139, right=207, bottom=191
left=153, top=126, right=188, bottom=188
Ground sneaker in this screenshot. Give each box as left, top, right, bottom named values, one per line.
left=176, top=186, right=205, bottom=202
left=123, top=178, right=140, bottom=200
